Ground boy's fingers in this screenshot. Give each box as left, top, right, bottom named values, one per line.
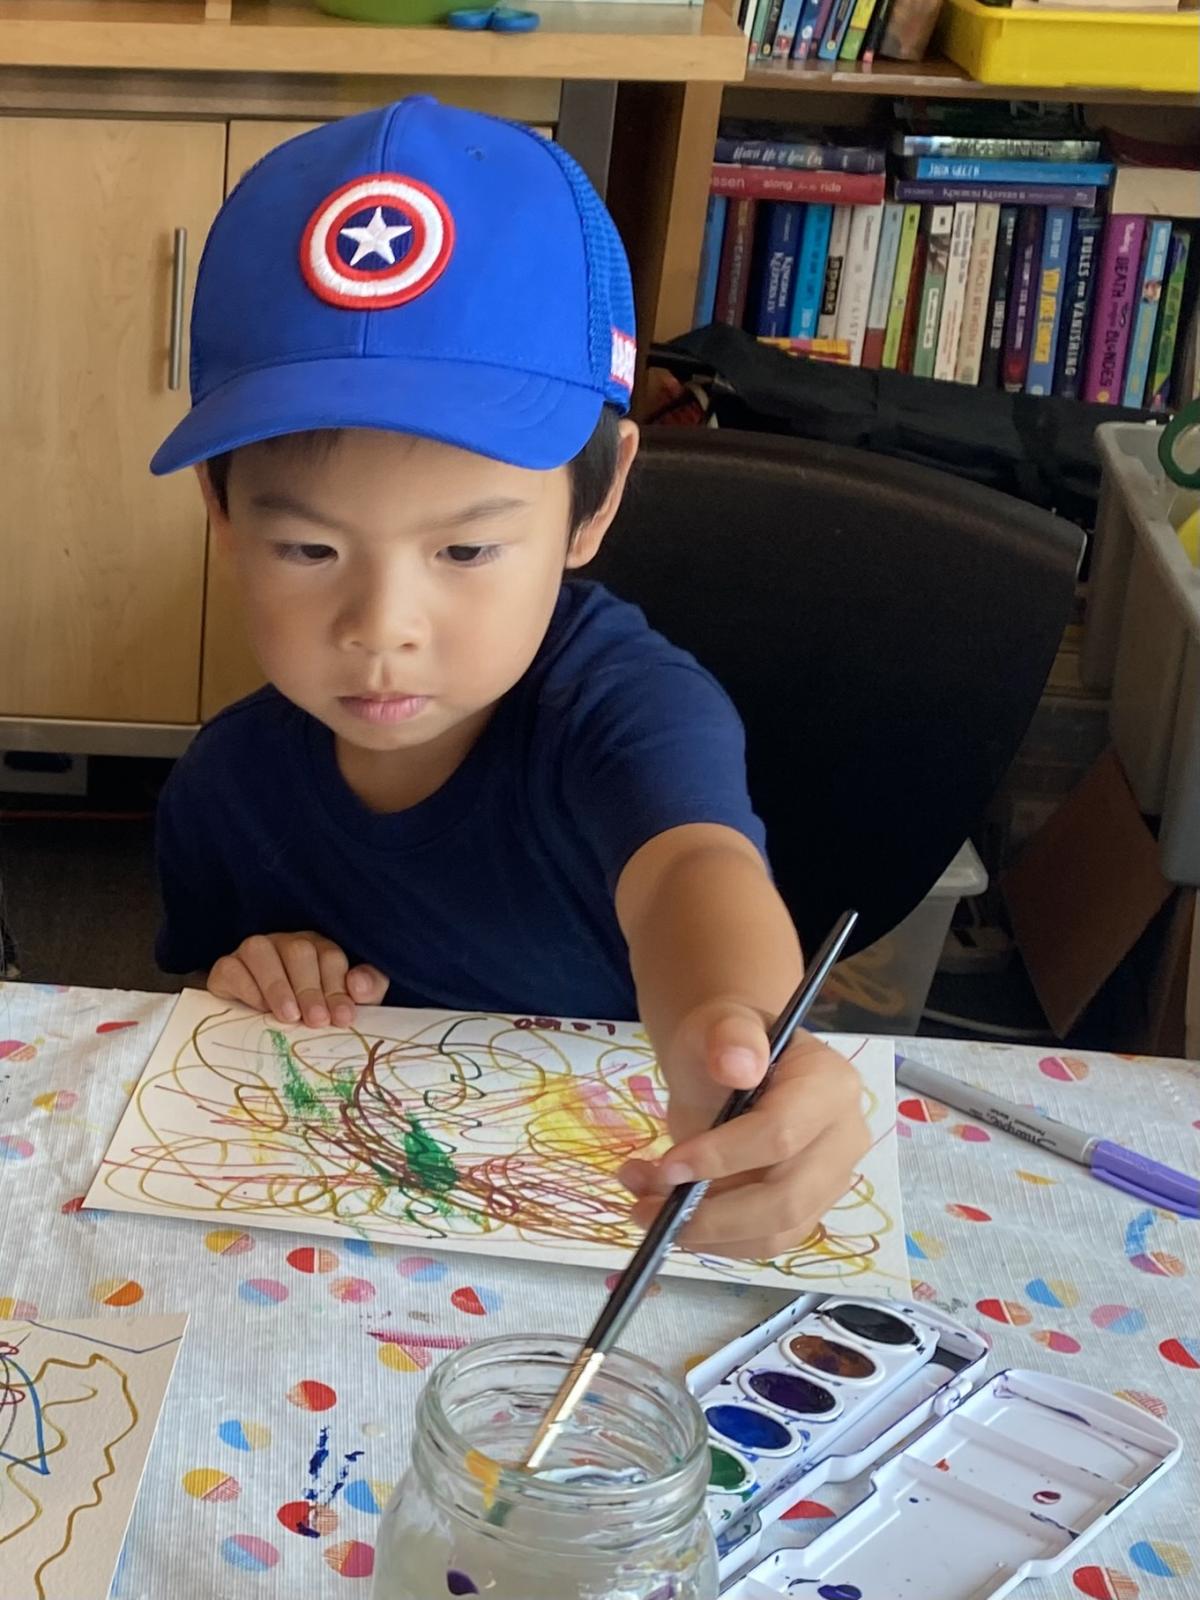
left=348, top=965, right=389, bottom=1003
left=704, top=1007, right=769, bottom=1089
left=238, top=936, right=300, bottom=1023
left=278, top=937, right=330, bottom=1027
left=316, top=944, right=354, bottom=1026
left=630, top=1124, right=862, bottom=1258
left=658, top=1050, right=863, bottom=1186
left=208, top=956, right=266, bottom=1014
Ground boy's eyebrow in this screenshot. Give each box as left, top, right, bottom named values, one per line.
left=422, top=496, right=533, bottom=530
left=249, top=492, right=366, bottom=537
left=248, top=492, right=532, bottom=534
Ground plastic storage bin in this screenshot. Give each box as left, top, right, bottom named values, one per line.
left=1081, top=422, right=1200, bottom=887
left=810, top=841, right=988, bottom=1036
left=937, top=0, right=1200, bottom=94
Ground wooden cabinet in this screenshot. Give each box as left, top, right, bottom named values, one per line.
left=0, top=118, right=224, bottom=723
left=199, top=119, right=320, bottom=722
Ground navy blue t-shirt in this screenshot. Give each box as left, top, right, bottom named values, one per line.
left=156, top=581, right=766, bottom=1020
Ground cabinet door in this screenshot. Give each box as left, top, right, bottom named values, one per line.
left=0, top=118, right=224, bottom=722
left=200, top=120, right=322, bottom=723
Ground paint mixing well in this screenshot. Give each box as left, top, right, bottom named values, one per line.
left=686, top=1294, right=1181, bottom=1597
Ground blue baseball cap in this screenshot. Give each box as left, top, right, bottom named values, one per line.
left=151, top=96, right=636, bottom=476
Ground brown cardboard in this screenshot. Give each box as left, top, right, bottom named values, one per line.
left=1001, top=748, right=1174, bottom=1036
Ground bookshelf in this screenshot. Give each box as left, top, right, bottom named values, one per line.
left=642, top=42, right=1200, bottom=346
left=742, top=59, right=1200, bottom=108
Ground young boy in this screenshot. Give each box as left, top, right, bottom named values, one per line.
left=151, top=97, right=868, bottom=1263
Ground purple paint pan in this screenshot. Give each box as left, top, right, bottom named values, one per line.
left=740, top=1366, right=842, bottom=1421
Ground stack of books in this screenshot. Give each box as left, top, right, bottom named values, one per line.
left=695, top=126, right=1200, bottom=409
left=739, top=0, right=910, bottom=67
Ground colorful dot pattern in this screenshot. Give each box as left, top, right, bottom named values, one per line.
left=2, top=989, right=1198, bottom=1598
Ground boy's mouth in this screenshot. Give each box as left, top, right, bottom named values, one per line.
left=338, top=694, right=431, bottom=725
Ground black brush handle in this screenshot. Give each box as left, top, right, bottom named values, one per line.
left=585, top=908, right=859, bottom=1358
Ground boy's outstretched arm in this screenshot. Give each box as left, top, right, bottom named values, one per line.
left=614, top=823, right=871, bottom=1261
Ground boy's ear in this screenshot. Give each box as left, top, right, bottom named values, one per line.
left=565, top=420, right=639, bottom=570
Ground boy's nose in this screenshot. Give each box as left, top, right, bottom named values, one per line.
left=338, top=587, right=429, bottom=656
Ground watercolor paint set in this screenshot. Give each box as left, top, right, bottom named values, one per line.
left=688, top=1293, right=1182, bottom=1597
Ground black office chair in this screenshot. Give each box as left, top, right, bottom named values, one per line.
left=587, top=427, right=1083, bottom=958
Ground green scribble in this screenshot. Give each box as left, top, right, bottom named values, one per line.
left=271, top=1028, right=324, bottom=1120
left=331, top=1065, right=357, bottom=1106
left=403, top=1115, right=459, bottom=1195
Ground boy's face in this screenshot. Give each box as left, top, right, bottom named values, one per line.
left=200, top=426, right=636, bottom=760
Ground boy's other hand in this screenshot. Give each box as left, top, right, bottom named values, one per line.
left=617, top=1006, right=871, bottom=1262
left=208, top=933, right=388, bottom=1028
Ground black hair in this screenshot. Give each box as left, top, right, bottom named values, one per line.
left=204, top=405, right=622, bottom=538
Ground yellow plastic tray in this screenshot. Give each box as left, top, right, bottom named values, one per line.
left=937, top=0, right=1200, bottom=93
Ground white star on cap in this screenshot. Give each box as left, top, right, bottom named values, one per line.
left=339, top=206, right=412, bottom=267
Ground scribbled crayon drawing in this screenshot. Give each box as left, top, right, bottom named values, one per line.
left=0, top=1315, right=187, bottom=1600
left=85, top=990, right=906, bottom=1292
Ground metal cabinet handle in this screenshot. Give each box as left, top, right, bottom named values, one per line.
left=168, top=227, right=188, bottom=392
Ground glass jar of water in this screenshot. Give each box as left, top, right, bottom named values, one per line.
left=372, top=1334, right=718, bottom=1600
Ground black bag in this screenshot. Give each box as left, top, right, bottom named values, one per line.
left=656, top=324, right=1152, bottom=530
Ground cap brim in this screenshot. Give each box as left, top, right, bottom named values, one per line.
left=150, top=355, right=605, bottom=475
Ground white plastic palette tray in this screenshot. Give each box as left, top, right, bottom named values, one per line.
left=687, top=1294, right=1181, bottom=1598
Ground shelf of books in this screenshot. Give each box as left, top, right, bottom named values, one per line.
left=736, top=0, right=1200, bottom=103
left=696, top=119, right=1200, bottom=409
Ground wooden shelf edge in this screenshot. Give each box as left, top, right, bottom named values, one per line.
left=0, top=0, right=748, bottom=81
left=743, top=58, right=1200, bottom=107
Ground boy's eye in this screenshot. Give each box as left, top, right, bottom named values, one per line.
left=442, top=543, right=500, bottom=567
left=276, top=542, right=336, bottom=564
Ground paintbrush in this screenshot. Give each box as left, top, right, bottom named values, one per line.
left=519, top=909, right=859, bottom=1476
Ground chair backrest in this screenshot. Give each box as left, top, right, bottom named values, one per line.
left=586, top=427, right=1083, bottom=956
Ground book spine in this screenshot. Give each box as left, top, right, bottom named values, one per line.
left=711, top=165, right=886, bottom=205
left=788, top=202, right=834, bottom=338
left=839, top=0, right=879, bottom=60
left=863, top=201, right=905, bottom=369
left=1147, top=227, right=1192, bottom=412
left=770, top=0, right=810, bottom=61
left=913, top=203, right=954, bottom=379
left=860, top=0, right=895, bottom=61
left=818, top=0, right=859, bottom=59
left=1024, top=206, right=1073, bottom=396
left=693, top=194, right=728, bottom=328
left=1053, top=209, right=1102, bottom=400
left=749, top=0, right=775, bottom=59
left=897, top=136, right=1102, bottom=160
left=934, top=203, right=976, bottom=382
left=712, top=138, right=886, bottom=175
left=835, top=204, right=884, bottom=365
left=913, top=157, right=1113, bottom=187
left=714, top=198, right=757, bottom=328
left=979, top=205, right=1019, bottom=389
left=893, top=180, right=1097, bottom=209
left=882, top=203, right=921, bottom=370
left=955, top=202, right=999, bottom=386
left=1122, top=218, right=1173, bottom=409
left=755, top=203, right=804, bottom=337
left=817, top=205, right=853, bottom=340
left=794, top=0, right=837, bottom=57
left=758, top=0, right=788, bottom=57
left=897, top=224, right=930, bottom=375
left=1002, top=206, right=1044, bottom=393
left=1083, top=214, right=1148, bottom=405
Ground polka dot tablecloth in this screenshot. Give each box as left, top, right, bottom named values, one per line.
left=1, top=984, right=1197, bottom=1600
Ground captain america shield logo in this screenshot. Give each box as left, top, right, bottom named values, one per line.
left=300, top=173, right=455, bottom=309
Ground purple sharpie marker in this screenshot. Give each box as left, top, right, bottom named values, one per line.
left=896, top=1057, right=1199, bottom=1218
